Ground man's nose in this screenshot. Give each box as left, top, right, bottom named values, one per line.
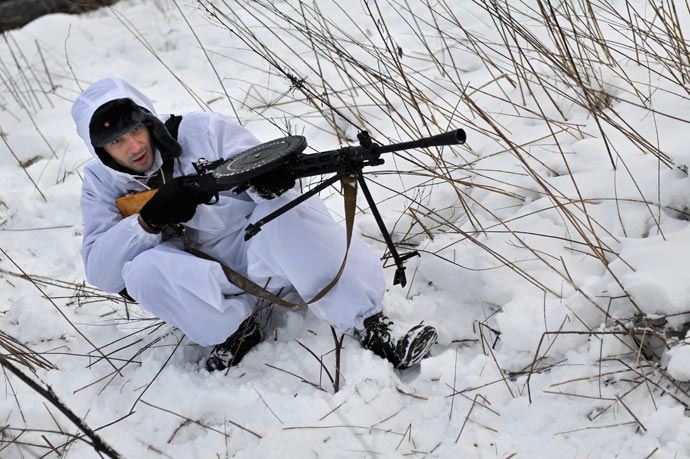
left=123, top=134, right=139, bottom=153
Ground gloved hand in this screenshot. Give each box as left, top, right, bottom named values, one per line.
left=139, top=176, right=214, bottom=231
left=249, top=167, right=296, bottom=200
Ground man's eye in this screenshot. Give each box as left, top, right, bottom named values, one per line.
left=109, top=137, right=122, bottom=145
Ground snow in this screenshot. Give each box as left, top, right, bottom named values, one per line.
left=1, top=0, right=690, bottom=458
left=668, top=344, right=690, bottom=382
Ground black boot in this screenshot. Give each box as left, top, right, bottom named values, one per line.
left=206, top=315, right=262, bottom=372
left=357, top=312, right=437, bottom=369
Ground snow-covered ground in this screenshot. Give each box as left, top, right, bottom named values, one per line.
left=1, top=1, right=690, bottom=457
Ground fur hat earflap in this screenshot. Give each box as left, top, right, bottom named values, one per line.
left=142, top=114, right=182, bottom=159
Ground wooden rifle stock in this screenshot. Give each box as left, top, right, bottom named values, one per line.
left=115, top=189, right=158, bottom=218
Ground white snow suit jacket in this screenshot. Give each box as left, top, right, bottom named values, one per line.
left=72, top=78, right=262, bottom=293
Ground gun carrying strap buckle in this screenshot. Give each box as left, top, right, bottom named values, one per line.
left=185, top=177, right=358, bottom=309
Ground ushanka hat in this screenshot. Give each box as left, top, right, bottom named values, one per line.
left=89, top=98, right=181, bottom=173
left=89, top=98, right=147, bottom=148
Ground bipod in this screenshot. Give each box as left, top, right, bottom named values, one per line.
left=354, top=171, right=419, bottom=287
left=243, top=131, right=418, bottom=287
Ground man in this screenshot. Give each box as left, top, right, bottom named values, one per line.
left=72, top=77, right=437, bottom=372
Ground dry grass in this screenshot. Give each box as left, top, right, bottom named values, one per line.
left=196, top=0, right=690, bottom=427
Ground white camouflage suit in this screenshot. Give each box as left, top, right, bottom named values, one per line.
left=72, top=78, right=385, bottom=346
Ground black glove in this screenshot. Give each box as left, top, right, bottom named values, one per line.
left=249, top=167, right=296, bottom=200
left=140, top=176, right=214, bottom=231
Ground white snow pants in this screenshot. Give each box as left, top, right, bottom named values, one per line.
left=121, top=195, right=385, bottom=346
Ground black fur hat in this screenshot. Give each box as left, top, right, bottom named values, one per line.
left=89, top=98, right=182, bottom=172
left=89, top=98, right=146, bottom=147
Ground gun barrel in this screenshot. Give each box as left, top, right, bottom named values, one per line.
left=376, top=129, right=466, bottom=155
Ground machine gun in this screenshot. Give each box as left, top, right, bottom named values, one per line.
left=118, top=129, right=466, bottom=286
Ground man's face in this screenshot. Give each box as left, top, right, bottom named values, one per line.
left=102, top=123, right=154, bottom=173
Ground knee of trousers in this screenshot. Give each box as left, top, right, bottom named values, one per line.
left=122, top=248, right=253, bottom=346
left=122, top=248, right=173, bottom=297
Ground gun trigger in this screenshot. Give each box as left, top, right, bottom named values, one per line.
left=210, top=192, right=219, bottom=204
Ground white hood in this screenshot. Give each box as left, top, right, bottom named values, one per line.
left=71, top=77, right=162, bottom=180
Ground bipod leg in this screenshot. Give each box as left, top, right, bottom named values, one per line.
left=355, top=173, right=419, bottom=287
left=244, top=173, right=347, bottom=240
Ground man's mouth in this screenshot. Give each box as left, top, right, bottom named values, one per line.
left=131, top=151, right=148, bottom=164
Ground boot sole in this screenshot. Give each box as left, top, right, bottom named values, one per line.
left=396, top=325, right=438, bottom=369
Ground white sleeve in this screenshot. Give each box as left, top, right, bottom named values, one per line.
left=81, top=171, right=161, bottom=293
